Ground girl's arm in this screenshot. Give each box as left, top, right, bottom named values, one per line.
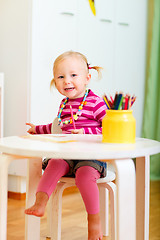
left=82, top=127, right=102, bottom=134
left=26, top=123, right=52, bottom=134
left=35, top=123, right=52, bottom=134
left=80, top=98, right=107, bottom=135
left=93, top=98, right=107, bottom=123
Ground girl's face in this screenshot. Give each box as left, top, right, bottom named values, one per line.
left=54, top=56, right=91, bottom=99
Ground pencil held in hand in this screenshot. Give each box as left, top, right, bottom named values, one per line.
left=70, top=105, right=76, bottom=129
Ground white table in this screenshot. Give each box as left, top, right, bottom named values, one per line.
left=0, top=134, right=159, bottom=240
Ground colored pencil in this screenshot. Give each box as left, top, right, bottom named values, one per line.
left=124, top=96, right=129, bottom=110
left=128, top=95, right=131, bottom=109
left=110, top=95, right=114, bottom=103
left=115, top=93, right=123, bottom=110
left=113, top=92, right=118, bottom=107
left=131, top=97, right=136, bottom=106
left=122, top=98, right=126, bottom=110
left=103, top=95, right=111, bottom=109
left=118, top=96, right=124, bottom=110
left=105, top=95, right=113, bottom=109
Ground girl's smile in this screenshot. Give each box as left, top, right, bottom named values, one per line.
left=64, top=87, right=75, bottom=91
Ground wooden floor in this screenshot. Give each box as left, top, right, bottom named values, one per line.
left=7, top=181, right=160, bottom=240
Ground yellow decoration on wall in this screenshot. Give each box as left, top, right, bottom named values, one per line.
left=88, top=0, right=96, bottom=16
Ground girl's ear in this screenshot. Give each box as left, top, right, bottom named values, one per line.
left=86, top=73, right=91, bottom=84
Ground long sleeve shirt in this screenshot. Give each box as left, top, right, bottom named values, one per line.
left=35, top=89, right=107, bottom=135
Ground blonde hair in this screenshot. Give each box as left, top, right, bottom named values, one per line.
left=50, top=51, right=103, bottom=88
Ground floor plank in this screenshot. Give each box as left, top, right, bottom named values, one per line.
left=149, top=181, right=160, bottom=240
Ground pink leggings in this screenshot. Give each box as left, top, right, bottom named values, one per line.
left=37, top=159, right=101, bottom=214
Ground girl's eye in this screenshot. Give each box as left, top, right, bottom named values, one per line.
left=58, top=76, right=64, bottom=79
left=71, top=74, right=77, bottom=77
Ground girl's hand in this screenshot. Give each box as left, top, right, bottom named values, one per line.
left=26, top=123, right=36, bottom=134
left=71, top=128, right=84, bottom=134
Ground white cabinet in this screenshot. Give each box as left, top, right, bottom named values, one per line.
left=77, top=0, right=115, bottom=95
left=114, top=0, right=147, bottom=91
left=114, top=0, right=147, bottom=135
left=77, top=0, right=147, bottom=136
left=30, top=0, right=78, bottom=125
left=97, top=0, right=115, bottom=22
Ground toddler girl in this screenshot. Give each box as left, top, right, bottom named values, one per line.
left=25, top=51, right=107, bottom=240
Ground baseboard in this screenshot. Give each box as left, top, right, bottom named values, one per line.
left=8, top=191, right=26, bottom=200
left=8, top=186, right=78, bottom=200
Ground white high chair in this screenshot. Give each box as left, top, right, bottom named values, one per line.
left=46, top=118, right=117, bottom=240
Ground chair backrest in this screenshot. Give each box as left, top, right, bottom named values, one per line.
left=51, top=117, right=115, bottom=173
left=51, top=117, right=62, bottom=134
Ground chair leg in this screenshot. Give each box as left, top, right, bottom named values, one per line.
left=47, top=182, right=75, bottom=240
left=100, top=182, right=117, bottom=240
left=99, top=187, right=109, bottom=236
left=47, top=195, right=53, bottom=238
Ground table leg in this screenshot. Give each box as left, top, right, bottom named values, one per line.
left=0, top=154, right=28, bottom=240
left=25, top=158, right=42, bottom=240
left=136, top=156, right=150, bottom=240
left=112, top=159, right=136, bottom=240
left=0, top=155, right=12, bottom=240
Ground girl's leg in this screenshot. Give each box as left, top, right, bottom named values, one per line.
left=75, top=166, right=103, bottom=240
left=25, top=159, right=69, bottom=217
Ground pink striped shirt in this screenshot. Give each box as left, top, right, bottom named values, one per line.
left=35, top=90, right=107, bottom=135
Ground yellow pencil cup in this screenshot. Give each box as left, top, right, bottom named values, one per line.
left=102, top=110, right=136, bottom=143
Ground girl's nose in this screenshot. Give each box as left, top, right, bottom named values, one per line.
left=64, top=77, right=71, bottom=84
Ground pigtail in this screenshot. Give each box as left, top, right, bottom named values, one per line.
left=88, top=64, right=103, bottom=79
left=50, top=78, right=55, bottom=89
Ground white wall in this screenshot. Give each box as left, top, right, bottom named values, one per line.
left=0, top=0, right=30, bottom=137
left=0, top=0, right=30, bottom=193
left=0, top=73, right=4, bottom=137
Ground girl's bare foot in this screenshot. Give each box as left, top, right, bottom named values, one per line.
left=24, top=192, right=48, bottom=217
left=88, top=213, right=103, bottom=240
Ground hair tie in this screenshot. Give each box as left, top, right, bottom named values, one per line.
left=87, top=63, right=92, bottom=69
